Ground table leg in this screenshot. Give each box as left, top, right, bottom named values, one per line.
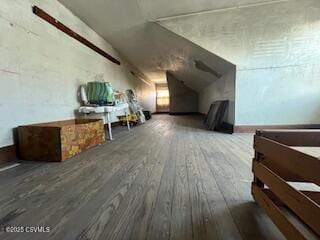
left=125, top=108, right=131, bottom=131
left=107, top=112, right=113, bottom=140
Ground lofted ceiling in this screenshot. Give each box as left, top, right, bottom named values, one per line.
left=58, top=0, right=281, bottom=89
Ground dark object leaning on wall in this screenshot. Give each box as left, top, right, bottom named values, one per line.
left=143, top=111, right=152, bottom=120
left=204, top=100, right=232, bottom=133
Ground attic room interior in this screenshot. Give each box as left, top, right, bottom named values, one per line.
left=0, top=0, right=320, bottom=239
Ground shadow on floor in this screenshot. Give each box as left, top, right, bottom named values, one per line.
left=172, top=115, right=207, bottom=130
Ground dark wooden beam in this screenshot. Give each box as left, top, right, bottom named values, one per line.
left=32, top=6, right=121, bottom=65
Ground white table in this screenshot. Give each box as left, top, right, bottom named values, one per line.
left=79, top=103, right=130, bottom=140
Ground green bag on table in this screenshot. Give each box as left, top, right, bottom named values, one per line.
left=86, top=81, right=115, bottom=105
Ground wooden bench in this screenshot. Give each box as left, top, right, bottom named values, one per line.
left=252, top=130, right=320, bottom=239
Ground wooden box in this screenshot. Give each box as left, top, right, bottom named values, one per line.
left=18, top=119, right=105, bottom=162
left=252, top=130, right=320, bottom=239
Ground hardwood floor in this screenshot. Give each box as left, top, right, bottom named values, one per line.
left=0, top=115, right=284, bottom=240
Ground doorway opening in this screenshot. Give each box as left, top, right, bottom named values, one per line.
left=156, top=83, right=170, bottom=113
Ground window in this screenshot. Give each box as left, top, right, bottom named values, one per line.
left=156, top=84, right=170, bottom=112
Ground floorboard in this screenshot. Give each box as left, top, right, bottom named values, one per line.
left=0, top=115, right=284, bottom=240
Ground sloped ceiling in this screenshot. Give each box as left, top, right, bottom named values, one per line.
left=137, top=0, right=285, bottom=20
left=58, top=0, right=280, bottom=89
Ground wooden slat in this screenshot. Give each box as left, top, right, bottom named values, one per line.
left=252, top=184, right=307, bottom=240
left=185, top=130, right=221, bottom=239
left=254, top=156, right=305, bottom=182
left=254, top=135, right=320, bottom=185
left=146, top=134, right=176, bottom=240
left=302, top=191, right=320, bottom=205
left=262, top=189, right=286, bottom=207
left=257, top=130, right=320, bottom=147
left=253, top=161, right=320, bottom=235
left=170, top=131, right=193, bottom=240
left=265, top=189, right=320, bottom=205
left=32, top=6, right=121, bottom=65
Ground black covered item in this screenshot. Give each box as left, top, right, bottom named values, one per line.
left=143, top=110, right=152, bottom=120
left=204, top=100, right=229, bottom=131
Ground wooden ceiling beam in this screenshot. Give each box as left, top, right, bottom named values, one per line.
left=33, top=6, right=121, bottom=65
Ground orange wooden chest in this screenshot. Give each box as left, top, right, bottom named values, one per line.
left=18, top=119, right=105, bottom=161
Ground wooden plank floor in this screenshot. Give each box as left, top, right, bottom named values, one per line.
left=0, top=115, right=284, bottom=240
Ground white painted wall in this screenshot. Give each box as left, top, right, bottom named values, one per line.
left=0, top=0, right=156, bottom=147
left=198, top=69, right=235, bottom=124
left=161, top=0, right=320, bottom=125
left=166, top=72, right=198, bottom=113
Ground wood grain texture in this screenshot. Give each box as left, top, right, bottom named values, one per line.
left=255, top=135, right=320, bottom=185
left=257, top=129, right=320, bottom=147
left=252, top=185, right=307, bottom=240
left=0, top=115, right=285, bottom=240
left=253, top=161, right=320, bottom=235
